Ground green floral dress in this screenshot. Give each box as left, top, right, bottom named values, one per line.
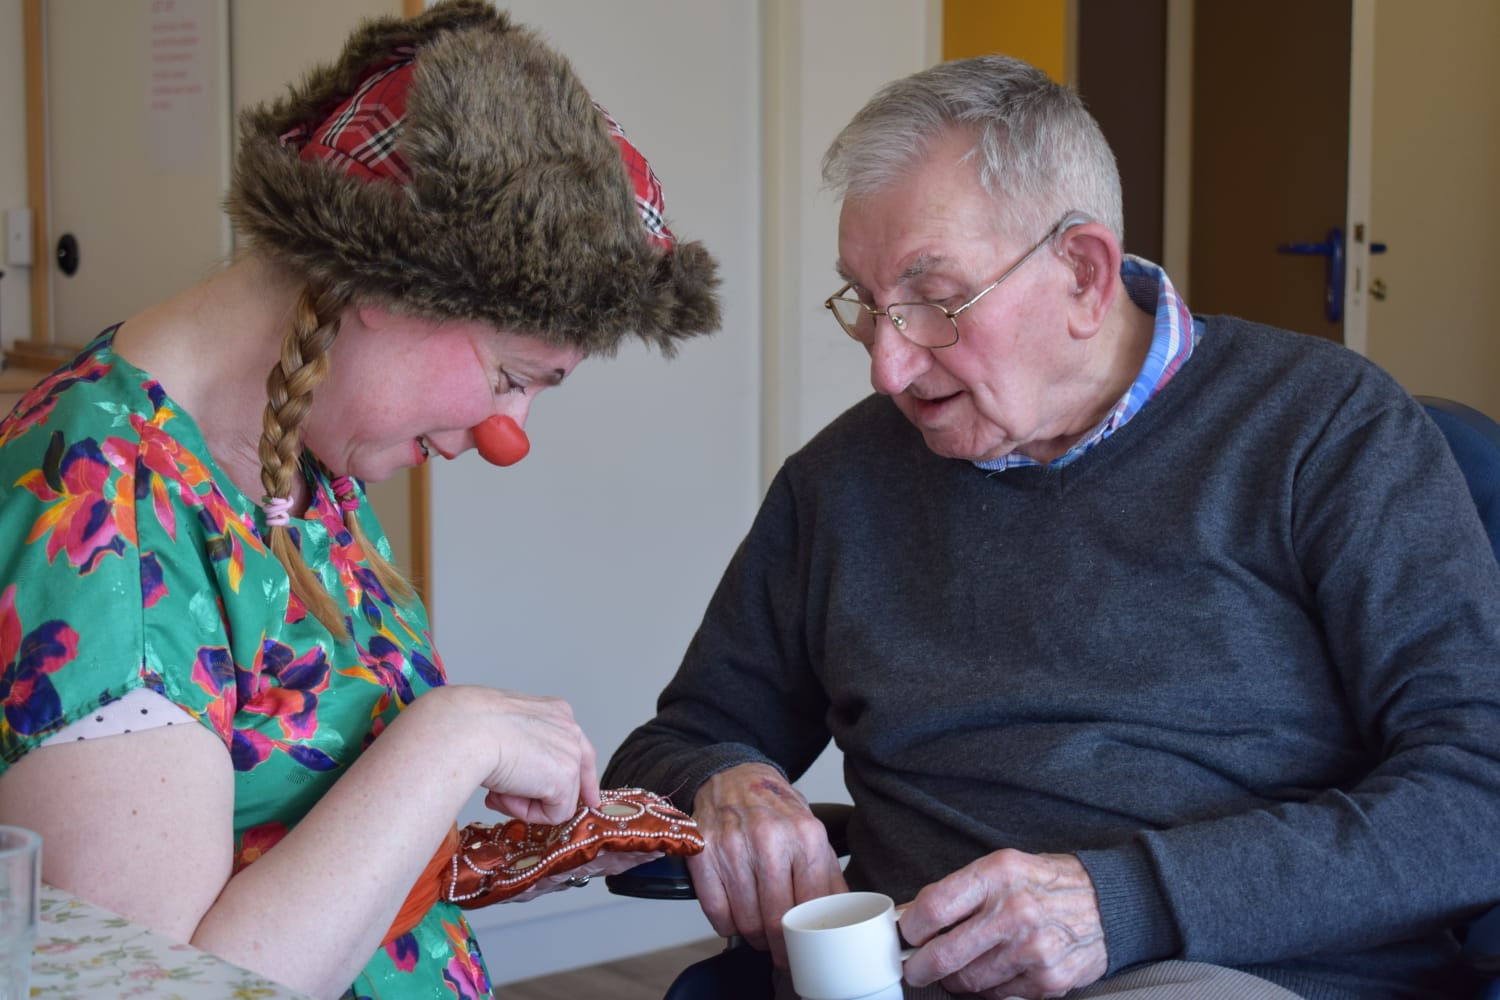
left=0, top=329, right=493, bottom=999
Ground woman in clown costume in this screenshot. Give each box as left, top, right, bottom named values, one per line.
left=0, top=3, right=718, bottom=997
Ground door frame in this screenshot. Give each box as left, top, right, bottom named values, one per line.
left=1342, top=0, right=1375, bottom=356
left=13, top=0, right=59, bottom=369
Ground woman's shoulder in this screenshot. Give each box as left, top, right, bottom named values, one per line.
left=0, top=329, right=156, bottom=455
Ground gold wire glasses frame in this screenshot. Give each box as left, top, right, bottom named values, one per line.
left=823, top=212, right=1089, bottom=350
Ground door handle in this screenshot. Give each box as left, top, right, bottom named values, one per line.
left=1276, top=227, right=1344, bottom=323
left=1275, top=228, right=1387, bottom=324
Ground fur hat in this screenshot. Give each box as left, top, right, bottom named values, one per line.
left=226, top=0, right=720, bottom=355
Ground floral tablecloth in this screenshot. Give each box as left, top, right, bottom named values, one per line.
left=32, top=884, right=312, bottom=999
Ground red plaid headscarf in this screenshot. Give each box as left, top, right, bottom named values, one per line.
left=593, top=104, right=675, bottom=251
left=280, top=51, right=676, bottom=252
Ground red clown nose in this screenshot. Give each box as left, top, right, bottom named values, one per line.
left=473, top=415, right=531, bottom=467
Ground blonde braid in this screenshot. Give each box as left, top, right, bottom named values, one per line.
left=259, top=284, right=350, bottom=638
left=332, top=478, right=416, bottom=606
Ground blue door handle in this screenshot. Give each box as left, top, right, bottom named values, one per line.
left=1276, top=227, right=1387, bottom=324
left=1277, top=227, right=1344, bottom=323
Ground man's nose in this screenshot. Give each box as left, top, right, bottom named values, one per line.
left=867, top=324, right=930, bottom=396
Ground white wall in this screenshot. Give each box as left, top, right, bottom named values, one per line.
left=1364, top=0, right=1500, bottom=415
left=232, top=1, right=398, bottom=109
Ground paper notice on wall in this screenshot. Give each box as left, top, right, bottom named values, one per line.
left=144, top=0, right=219, bottom=171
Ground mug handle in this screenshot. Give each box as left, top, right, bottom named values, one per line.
left=894, top=904, right=917, bottom=960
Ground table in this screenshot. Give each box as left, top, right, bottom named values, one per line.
left=32, top=884, right=313, bottom=999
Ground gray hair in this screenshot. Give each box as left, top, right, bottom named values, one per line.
left=822, top=55, right=1124, bottom=246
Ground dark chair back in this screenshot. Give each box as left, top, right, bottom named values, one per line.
left=1417, top=397, right=1500, bottom=998
left=1418, top=395, right=1500, bottom=564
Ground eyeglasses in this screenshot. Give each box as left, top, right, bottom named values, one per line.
left=823, top=212, right=1086, bottom=350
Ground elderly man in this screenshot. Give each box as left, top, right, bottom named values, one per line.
left=605, top=55, right=1500, bottom=1000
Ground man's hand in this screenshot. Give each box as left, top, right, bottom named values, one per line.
left=898, top=850, right=1107, bottom=999
left=687, top=763, right=847, bottom=968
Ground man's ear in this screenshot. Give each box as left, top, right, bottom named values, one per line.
left=1059, top=221, right=1121, bottom=338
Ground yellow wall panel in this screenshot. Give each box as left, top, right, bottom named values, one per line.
left=943, top=0, right=1067, bottom=82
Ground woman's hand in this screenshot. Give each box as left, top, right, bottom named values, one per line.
left=687, top=763, right=847, bottom=968
left=449, top=686, right=601, bottom=825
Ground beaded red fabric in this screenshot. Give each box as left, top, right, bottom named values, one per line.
left=444, top=787, right=704, bottom=908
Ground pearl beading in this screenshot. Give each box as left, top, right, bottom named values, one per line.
left=443, top=787, right=705, bottom=905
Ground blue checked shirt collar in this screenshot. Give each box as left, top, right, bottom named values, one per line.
left=973, top=255, right=1201, bottom=472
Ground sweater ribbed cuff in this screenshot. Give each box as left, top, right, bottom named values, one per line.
left=677, top=742, right=788, bottom=808
left=1076, top=841, right=1181, bottom=974
left=606, top=741, right=786, bottom=813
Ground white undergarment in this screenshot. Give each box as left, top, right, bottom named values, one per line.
left=39, top=688, right=195, bottom=746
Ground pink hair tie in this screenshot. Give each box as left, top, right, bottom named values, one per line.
left=262, top=496, right=294, bottom=528
left=331, top=476, right=361, bottom=513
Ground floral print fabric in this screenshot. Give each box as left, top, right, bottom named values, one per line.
left=0, top=329, right=493, bottom=999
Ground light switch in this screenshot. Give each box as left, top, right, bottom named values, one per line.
left=6, top=209, right=33, bottom=268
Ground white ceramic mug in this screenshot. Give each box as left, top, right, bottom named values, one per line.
left=782, top=891, right=912, bottom=1000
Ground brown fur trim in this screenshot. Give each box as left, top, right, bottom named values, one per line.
left=225, top=0, right=720, bottom=354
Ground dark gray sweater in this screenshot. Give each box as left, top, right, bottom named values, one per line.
left=606, top=316, right=1500, bottom=999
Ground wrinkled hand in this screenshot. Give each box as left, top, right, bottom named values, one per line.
left=688, top=763, right=846, bottom=968
left=499, top=851, right=662, bottom=903
left=469, top=688, right=601, bottom=825
left=899, top=850, right=1107, bottom=1000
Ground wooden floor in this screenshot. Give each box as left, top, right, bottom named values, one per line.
left=501, top=937, right=724, bottom=1000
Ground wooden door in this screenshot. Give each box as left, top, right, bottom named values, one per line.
left=42, top=0, right=231, bottom=348
left=1188, top=0, right=1352, bottom=342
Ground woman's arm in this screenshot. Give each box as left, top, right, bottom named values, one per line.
left=0, top=683, right=598, bottom=999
